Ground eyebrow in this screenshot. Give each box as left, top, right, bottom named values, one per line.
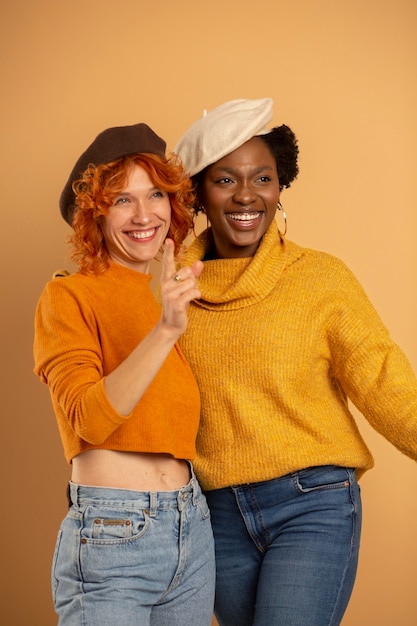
left=117, top=185, right=162, bottom=196
left=211, top=164, right=275, bottom=176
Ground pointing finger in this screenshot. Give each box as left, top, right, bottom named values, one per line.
left=161, top=238, right=176, bottom=282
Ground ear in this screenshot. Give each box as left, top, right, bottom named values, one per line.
left=195, top=190, right=206, bottom=214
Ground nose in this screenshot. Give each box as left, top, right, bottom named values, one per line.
left=232, top=180, right=256, bottom=205
left=131, top=200, right=151, bottom=223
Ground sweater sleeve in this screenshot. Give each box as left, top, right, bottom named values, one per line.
left=33, top=278, right=131, bottom=444
left=327, top=261, right=417, bottom=462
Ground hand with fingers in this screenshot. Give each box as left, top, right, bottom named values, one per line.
left=160, top=239, right=203, bottom=337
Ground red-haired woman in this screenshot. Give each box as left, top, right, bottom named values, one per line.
left=34, top=123, right=215, bottom=625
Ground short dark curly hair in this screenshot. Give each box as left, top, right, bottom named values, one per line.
left=191, top=124, right=299, bottom=212
left=259, top=124, right=299, bottom=190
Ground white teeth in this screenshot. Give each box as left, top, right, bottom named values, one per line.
left=129, top=229, right=155, bottom=239
left=228, top=212, right=261, bottom=221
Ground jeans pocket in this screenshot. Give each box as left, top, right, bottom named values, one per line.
left=293, top=465, right=354, bottom=494
left=81, top=505, right=149, bottom=544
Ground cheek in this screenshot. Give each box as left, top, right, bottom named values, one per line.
left=202, top=192, right=226, bottom=220
left=164, top=203, right=172, bottom=222
left=204, top=206, right=222, bottom=226
left=160, top=205, right=172, bottom=235
left=100, top=212, right=126, bottom=245
left=102, top=207, right=125, bottom=229
left=266, top=186, right=280, bottom=205
left=201, top=183, right=224, bottom=206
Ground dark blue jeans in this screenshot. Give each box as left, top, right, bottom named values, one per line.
left=205, top=465, right=362, bottom=626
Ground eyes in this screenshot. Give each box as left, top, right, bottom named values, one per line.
left=113, top=196, right=130, bottom=206
left=214, top=175, right=272, bottom=185
left=112, top=189, right=166, bottom=206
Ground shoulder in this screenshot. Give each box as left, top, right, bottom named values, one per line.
left=41, top=269, right=97, bottom=297
left=286, top=240, right=358, bottom=279
left=282, top=241, right=371, bottom=306
left=36, top=270, right=106, bottom=322
left=38, top=263, right=153, bottom=314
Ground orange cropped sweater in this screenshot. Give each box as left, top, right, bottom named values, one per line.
left=34, top=262, right=200, bottom=464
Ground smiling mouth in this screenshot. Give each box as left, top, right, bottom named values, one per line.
left=126, top=228, right=157, bottom=240
left=227, top=212, right=261, bottom=222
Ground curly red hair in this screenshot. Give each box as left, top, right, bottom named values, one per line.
left=69, top=153, right=195, bottom=275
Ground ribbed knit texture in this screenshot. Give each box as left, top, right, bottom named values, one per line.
left=179, top=222, right=417, bottom=491
left=34, top=262, right=200, bottom=463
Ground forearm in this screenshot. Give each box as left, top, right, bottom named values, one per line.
left=103, top=239, right=203, bottom=416
left=103, top=319, right=180, bottom=416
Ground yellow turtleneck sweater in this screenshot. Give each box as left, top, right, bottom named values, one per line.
left=179, top=221, right=417, bottom=491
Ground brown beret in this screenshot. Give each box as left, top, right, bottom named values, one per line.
left=59, top=123, right=166, bottom=225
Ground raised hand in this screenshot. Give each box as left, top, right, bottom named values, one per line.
left=159, top=238, right=203, bottom=337
left=102, top=241, right=202, bottom=416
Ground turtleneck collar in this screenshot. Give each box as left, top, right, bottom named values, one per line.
left=183, top=221, right=303, bottom=310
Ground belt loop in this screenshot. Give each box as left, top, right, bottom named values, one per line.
left=189, top=463, right=198, bottom=505
left=194, top=479, right=200, bottom=505
left=149, top=492, right=157, bottom=517
left=69, top=482, right=79, bottom=510
left=177, top=490, right=185, bottom=511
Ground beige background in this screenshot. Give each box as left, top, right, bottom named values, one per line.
left=1, top=1, right=416, bottom=624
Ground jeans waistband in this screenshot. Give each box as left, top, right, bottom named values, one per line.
left=68, top=462, right=199, bottom=516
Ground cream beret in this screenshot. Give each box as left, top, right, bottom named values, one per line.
left=174, top=98, right=273, bottom=177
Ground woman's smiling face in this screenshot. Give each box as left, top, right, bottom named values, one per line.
left=199, top=137, right=280, bottom=259
left=101, top=163, right=171, bottom=273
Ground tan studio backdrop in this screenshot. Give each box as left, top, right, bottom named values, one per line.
left=1, top=1, right=416, bottom=624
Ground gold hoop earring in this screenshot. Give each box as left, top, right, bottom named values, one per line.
left=276, top=201, right=287, bottom=238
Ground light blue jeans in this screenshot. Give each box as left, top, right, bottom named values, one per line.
left=205, top=465, right=362, bottom=626
left=52, top=467, right=215, bottom=625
